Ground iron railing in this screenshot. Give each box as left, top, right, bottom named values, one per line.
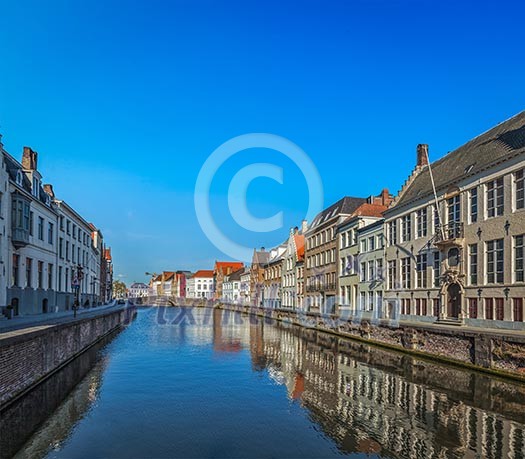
left=435, top=222, right=464, bottom=243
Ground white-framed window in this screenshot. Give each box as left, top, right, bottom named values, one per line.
left=416, top=254, right=427, bottom=288
left=401, top=257, right=411, bottom=289
left=433, top=251, right=440, bottom=287
left=360, top=262, right=366, bottom=282
left=368, top=236, right=375, bottom=251
left=515, top=169, right=524, bottom=210
left=486, top=239, right=504, bottom=284
left=447, top=195, right=460, bottom=223
left=469, top=243, right=478, bottom=285
left=368, top=261, right=375, bottom=281
left=401, top=215, right=411, bottom=242
left=416, top=208, right=427, bottom=238
left=376, top=259, right=383, bottom=280
left=486, top=177, right=504, bottom=218
left=388, top=220, right=397, bottom=246
left=469, top=187, right=478, bottom=223
left=515, top=235, right=524, bottom=282
left=388, top=260, right=396, bottom=290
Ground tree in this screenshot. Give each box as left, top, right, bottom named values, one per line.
left=113, top=280, right=127, bottom=298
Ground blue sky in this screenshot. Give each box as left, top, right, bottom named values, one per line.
left=1, top=0, right=524, bottom=284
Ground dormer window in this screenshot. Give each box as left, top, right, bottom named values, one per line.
left=16, top=171, right=23, bottom=186
left=32, top=177, right=40, bottom=197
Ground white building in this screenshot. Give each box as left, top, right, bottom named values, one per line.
left=240, top=269, right=251, bottom=305
left=0, top=142, right=110, bottom=317
left=0, top=136, right=10, bottom=311
left=187, top=270, right=214, bottom=299
left=356, top=219, right=386, bottom=320
left=5, top=147, right=60, bottom=315
left=129, top=282, right=150, bottom=298
left=222, top=268, right=244, bottom=303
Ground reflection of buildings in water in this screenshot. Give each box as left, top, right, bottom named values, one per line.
left=1, top=336, right=109, bottom=459
left=249, top=321, right=525, bottom=459
left=212, top=309, right=251, bottom=353
left=13, top=362, right=106, bottom=459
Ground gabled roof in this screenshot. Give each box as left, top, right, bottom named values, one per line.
left=226, top=268, right=244, bottom=281
left=394, top=111, right=525, bottom=209
left=252, top=250, right=270, bottom=265
left=293, top=234, right=305, bottom=261
left=352, top=203, right=387, bottom=218
left=214, top=261, right=244, bottom=274
left=163, top=271, right=175, bottom=281
left=193, top=270, right=214, bottom=278
left=309, top=196, right=366, bottom=230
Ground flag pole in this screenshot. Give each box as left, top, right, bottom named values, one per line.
left=426, top=148, right=445, bottom=240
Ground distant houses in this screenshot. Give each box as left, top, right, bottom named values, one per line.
left=148, top=111, right=525, bottom=331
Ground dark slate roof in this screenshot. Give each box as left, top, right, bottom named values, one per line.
left=4, top=153, right=31, bottom=192
left=395, top=111, right=525, bottom=208
left=310, top=196, right=366, bottom=229
left=228, top=268, right=244, bottom=281
left=253, top=250, right=270, bottom=265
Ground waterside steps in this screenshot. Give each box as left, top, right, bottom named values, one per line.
left=436, top=317, right=464, bottom=326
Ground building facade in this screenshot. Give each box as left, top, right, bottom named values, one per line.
left=129, top=282, right=150, bottom=298
left=305, top=197, right=366, bottom=314
left=337, top=199, right=390, bottom=316
left=187, top=270, right=214, bottom=299
left=282, top=225, right=306, bottom=310
left=249, top=249, right=269, bottom=307
left=263, top=244, right=286, bottom=308
left=384, top=112, right=525, bottom=329
left=222, top=268, right=244, bottom=303
left=356, top=220, right=386, bottom=320
left=214, top=261, right=244, bottom=300
left=0, top=144, right=111, bottom=316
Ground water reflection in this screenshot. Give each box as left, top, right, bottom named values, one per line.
left=6, top=308, right=525, bottom=459
left=233, top=312, right=525, bottom=458
left=0, top=333, right=114, bottom=459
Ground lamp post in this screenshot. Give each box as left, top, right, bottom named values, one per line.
left=72, top=264, right=84, bottom=318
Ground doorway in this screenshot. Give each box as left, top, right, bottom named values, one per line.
left=447, top=283, right=461, bottom=318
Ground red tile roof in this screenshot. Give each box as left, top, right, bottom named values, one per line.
left=352, top=203, right=387, bottom=218
left=193, top=270, right=214, bottom=278
left=294, top=234, right=305, bottom=261
left=214, top=261, right=244, bottom=274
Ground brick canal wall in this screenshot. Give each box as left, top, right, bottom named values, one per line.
left=219, top=303, right=525, bottom=381
left=0, top=306, right=136, bottom=408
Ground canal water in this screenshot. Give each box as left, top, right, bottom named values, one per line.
left=4, top=307, right=525, bottom=459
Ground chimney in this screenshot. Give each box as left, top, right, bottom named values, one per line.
left=260, top=247, right=265, bottom=252
left=22, top=146, right=38, bottom=171
left=43, top=184, right=55, bottom=198
left=380, top=188, right=392, bottom=206
left=294, top=226, right=299, bottom=235
left=417, top=144, right=429, bottom=167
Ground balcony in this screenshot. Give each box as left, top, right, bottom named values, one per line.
left=434, top=222, right=464, bottom=246
left=12, top=227, right=29, bottom=248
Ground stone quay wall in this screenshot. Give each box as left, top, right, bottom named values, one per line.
left=218, top=303, right=525, bottom=381
left=0, top=306, right=136, bottom=408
